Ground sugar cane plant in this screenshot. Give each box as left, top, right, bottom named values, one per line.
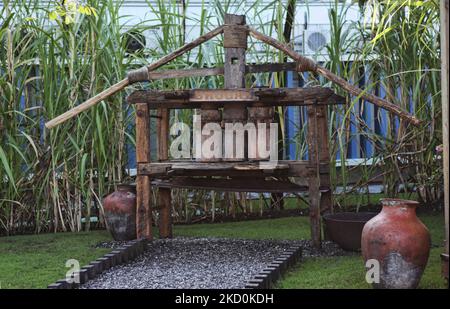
left=0, top=0, right=443, bottom=235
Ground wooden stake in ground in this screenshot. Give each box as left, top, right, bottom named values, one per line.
left=440, top=0, right=449, bottom=281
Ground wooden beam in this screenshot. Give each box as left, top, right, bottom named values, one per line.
left=156, top=107, right=172, bottom=238
left=137, top=161, right=329, bottom=185
left=127, top=87, right=344, bottom=108
left=246, top=62, right=297, bottom=74
left=440, top=0, right=449, bottom=280
left=248, top=27, right=422, bottom=126
left=306, top=101, right=322, bottom=249
left=222, top=13, right=248, bottom=148
left=316, top=104, right=332, bottom=214
left=151, top=177, right=312, bottom=193
left=144, top=62, right=298, bottom=80
left=149, top=67, right=223, bottom=80
left=135, top=103, right=152, bottom=240
left=157, top=108, right=169, bottom=161
left=45, top=25, right=225, bottom=129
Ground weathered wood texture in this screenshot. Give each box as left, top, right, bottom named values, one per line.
left=306, top=102, right=322, bottom=249
left=248, top=27, right=421, bottom=126
left=156, top=108, right=172, bottom=238
left=135, top=103, right=152, bottom=240
left=45, top=78, right=129, bottom=129
left=158, top=188, right=172, bottom=238
left=157, top=108, right=169, bottom=161
left=145, top=62, right=297, bottom=80
left=45, top=26, right=224, bottom=129
left=441, top=0, right=449, bottom=276
left=151, top=177, right=322, bottom=193
left=46, top=18, right=421, bottom=129
left=316, top=104, right=332, bottom=214
left=137, top=161, right=330, bottom=187
left=127, top=87, right=345, bottom=108
left=223, top=14, right=247, bottom=124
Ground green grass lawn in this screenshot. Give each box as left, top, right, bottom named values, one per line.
left=0, top=231, right=112, bottom=289
left=0, top=214, right=446, bottom=289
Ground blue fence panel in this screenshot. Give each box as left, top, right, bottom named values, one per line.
left=285, top=70, right=298, bottom=160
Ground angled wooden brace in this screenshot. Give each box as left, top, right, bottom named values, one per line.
left=248, top=27, right=421, bottom=127
left=45, top=25, right=225, bottom=129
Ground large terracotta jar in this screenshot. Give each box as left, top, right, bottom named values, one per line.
left=361, top=198, right=431, bottom=289
left=103, top=184, right=137, bottom=241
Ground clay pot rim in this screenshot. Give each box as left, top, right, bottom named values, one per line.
left=380, top=198, right=419, bottom=207
left=323, top=212, right=378, bottom=223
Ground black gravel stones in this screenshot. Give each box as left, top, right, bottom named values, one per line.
left=49, top=237, right=350, bottom=289
left=81, top=238, right=299, bottom=289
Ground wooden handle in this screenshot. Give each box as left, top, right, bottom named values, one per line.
left=316, top=66, right=421, bottom=126
left=45, top=78, right=129, bottom=129
left=248, top=27, right=422, bottom=126
left=45, top=26, right=226, bottom=129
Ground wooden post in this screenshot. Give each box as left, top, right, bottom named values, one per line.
left=316, top=103, right=332, bottom=214
left=157, top=108, right=169, bottom=161
left=135, top=103, right=152, bottom=240
left=222, top=14, right=247, bottom=160
left=157, top=108, right=172, bottom=238
left=306, top=102, right=321, bottom=248
left=440, top=0, right=449, bottom=281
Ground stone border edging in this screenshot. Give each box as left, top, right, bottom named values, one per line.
left=244, top=245, right=302, bottom=289
left=47, top=239, right=147, bottom=289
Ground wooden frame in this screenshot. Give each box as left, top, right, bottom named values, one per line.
left=42, top=9, right=427, bottom=250
left=131, top=14, right=342, bottom=247
left=440, top=0, right=449, bottom=281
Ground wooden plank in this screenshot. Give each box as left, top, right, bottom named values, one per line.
left=127, top=87, right=344, bottom=108
left=223, top=14, right=247, bottom=126
left=135, top=103, right=152, bottom=239
left=246, top=62, right=297, bottom=74
left=149, top=67, right=223, bottom=80
left=306, top=102, right=321, bottom=248
left=441, top=0, right=449, bottom=273
left=156, top=107, right=172, bottom=238
left=144, top=62, right=297, bottom=81
left=151, top=177, right=309, bottom=193
left=136, top=175, right=152, bottom=240
left=137, top=161, right=329, bottom=186
left=158, top=188, right=172, bottom=238
left=135, top=104, right=151, bottom=163
left=316, top=104, right=332, bottom=214
left=157, top=108, right=169, bottom=161
left=172, top=162, right=288, bottom=170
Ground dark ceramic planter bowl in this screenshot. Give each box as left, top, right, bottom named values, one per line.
left=323, top=212, right=378, bottom=251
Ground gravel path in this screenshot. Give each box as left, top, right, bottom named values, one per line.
left=83, top=237, right=351, bottom=289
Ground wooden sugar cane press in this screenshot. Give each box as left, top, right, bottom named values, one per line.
left=45, top=14, right=421, bottom=248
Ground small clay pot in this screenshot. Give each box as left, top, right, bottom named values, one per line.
left=361, top=198, right=431, bottom=289
left=103, top=184, right=137, bottom=241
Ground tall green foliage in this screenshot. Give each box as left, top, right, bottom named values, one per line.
left=0, top=0, right=442, bottom=235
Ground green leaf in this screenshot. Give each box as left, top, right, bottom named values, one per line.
left=90, top=7, right=98, bottom=18
left=78, top=6, right=86, bottom=15
left=0, top=146, right=17, bottom=193
left=49, top=11, right=58, bottom=21
left=64, top=15, right=73, bottom=25
left=80, top=153, right=88, bottom=185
